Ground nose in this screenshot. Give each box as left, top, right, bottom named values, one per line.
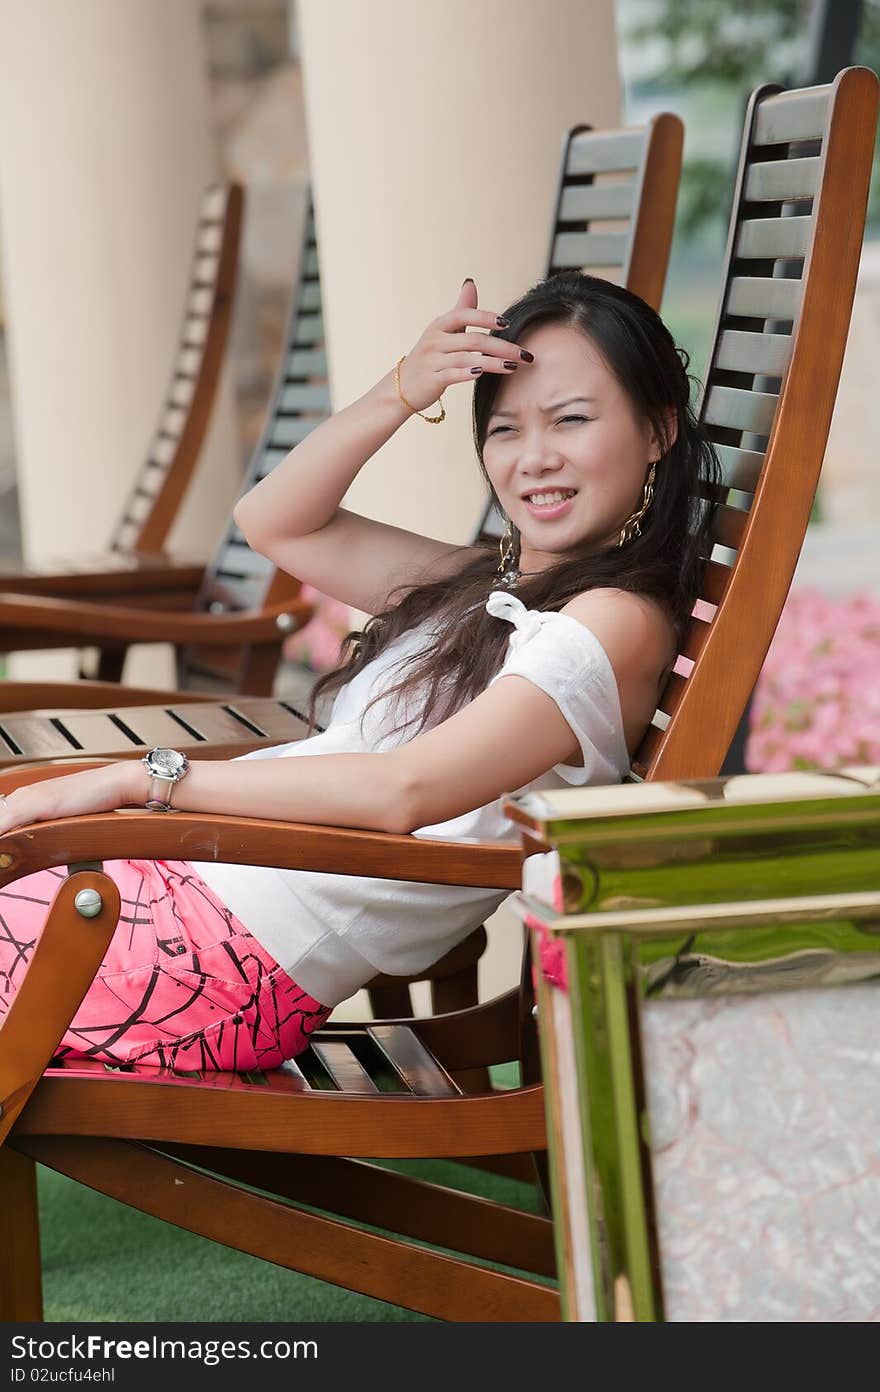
left=516, top=431, right=566, bottom=482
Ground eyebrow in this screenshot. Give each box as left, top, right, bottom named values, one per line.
left=488, top=396, right=596, bottom=420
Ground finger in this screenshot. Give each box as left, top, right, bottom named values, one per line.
left=436, top=306, right=510, bottom=334
left=435, top=359, right=518, bottom=384
left=445, top=357, right=519, bottom=374
left=442, top=331, right=533, bottom=361
left=454, top=278, right=479, bottom=313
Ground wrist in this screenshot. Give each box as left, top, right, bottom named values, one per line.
left=368, top=369, right=415, bottom=424
left=120, top=759, right=149, bottom=807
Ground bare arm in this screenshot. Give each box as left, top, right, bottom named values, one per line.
left=0, top=594, right=671, bottom=842
left=235, top=372, right=474, bottom=615
left=0, top=689, right=575, bottom=843
left=234, top=280, right=532, bottom=615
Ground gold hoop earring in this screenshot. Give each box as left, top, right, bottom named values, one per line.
left=494, top=519, right=520, bottom=589
left=618, top=462, right=657, bottom=547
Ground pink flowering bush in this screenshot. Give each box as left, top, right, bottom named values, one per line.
left=746, top=589, right=880, bottom=773
left=283, top=584, right=354, bottom=673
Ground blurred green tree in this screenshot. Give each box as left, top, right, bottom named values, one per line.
left=626, top=0, right=880, bottom=237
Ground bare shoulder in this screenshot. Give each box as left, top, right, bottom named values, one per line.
left=561, top=588, right=675, bottom=669
left=559, top=589, right=677, bottom=754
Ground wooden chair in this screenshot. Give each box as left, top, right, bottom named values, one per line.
left=0, top=184, right=243, bottom=609
left=6, top=68, right=874, bottom=1323
left=0, top=113, right=684, bottom=724
left=0, top=195, right=324, bottom=693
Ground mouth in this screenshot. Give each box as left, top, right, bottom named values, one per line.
left=521, top=488, right=577, bottom=519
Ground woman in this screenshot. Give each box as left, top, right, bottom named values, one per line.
left=0, top=272, right=717, bottom=1071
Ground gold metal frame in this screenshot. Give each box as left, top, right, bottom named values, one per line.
left=509, top=766, right=880, bottom=1321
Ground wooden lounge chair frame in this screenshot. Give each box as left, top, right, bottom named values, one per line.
left=0, top=196, right=325, bottom=693
left=0, top=183, right=243, bottom=606
left=3, top=66, right=876, bottom=1323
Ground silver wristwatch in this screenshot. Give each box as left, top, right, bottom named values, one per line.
left=142, top=747, right=190, bottom=812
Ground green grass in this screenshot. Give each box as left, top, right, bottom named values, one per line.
left=38, top=1160, right=541, bottom=1324
left=38, top=1167, right=431, bottom=1322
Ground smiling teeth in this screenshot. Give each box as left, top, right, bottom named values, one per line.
left=526, top=490, right=575, bottom=506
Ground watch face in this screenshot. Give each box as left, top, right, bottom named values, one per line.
left=149, top=748, right=187, bottom=778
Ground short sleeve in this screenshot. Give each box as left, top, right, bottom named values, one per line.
left=485, top=590, right=630, bottom=785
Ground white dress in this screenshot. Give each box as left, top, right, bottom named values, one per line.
left=197, top=591, right=630, bottom=1006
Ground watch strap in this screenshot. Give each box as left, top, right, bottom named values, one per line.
left=145, top=775, right=175, bottom=812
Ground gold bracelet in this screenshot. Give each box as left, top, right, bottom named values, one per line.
left=395, top=355, right=446, bottom=424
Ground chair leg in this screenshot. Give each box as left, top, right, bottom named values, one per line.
left=367, top=980, right=415, bottom=1018
left=92, top=647, right=127, bottom=683
left=0, top=1146, right=43, bottom=1321
left=430, top=961, right=479, bottom=1017
left=431, top=963, right=492, bottom=1094
left=236, top=642, right=283, bottom=696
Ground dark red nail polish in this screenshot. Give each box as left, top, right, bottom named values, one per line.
left=520, top=349, right=534, bottom=363
left=470, top=366, right=483, bottom=375
left=503, top=361, right=518, bottom=370
left=463, top=277, right=475, bottom=285
left=496, top=316, right=510, bottom=327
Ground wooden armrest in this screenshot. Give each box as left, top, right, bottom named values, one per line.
left=0, top=762, right=115, bottom=791
left=0, top=681, right=219, bottom=713
left=0, top=552, right=206, bottom=599
left=0, top=593, right=313, bottom=646
left=0, top=805, right=521, bottom=892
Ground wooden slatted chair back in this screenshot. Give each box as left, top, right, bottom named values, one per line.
left=109, top=183, right=244, bottom=556
left=633, top=67, right=880, bottom=783
left=476, top=112, right=682, bottom=544
left=179, top=194, right=324, bottom=687
left=547, top=113, right=683, bottom=301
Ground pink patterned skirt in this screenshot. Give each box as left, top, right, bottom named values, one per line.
left=0, top=859, right=331, bottom=1071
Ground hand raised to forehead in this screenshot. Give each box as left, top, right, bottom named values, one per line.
left=395, top=279, right=535, bottom=416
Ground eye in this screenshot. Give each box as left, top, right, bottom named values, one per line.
left=487, top=424, right=514, bottom=437
left=557, top=414, right=592, bottom=425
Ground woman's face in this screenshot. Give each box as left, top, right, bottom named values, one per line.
left=481, top=321, right=662, bottom=575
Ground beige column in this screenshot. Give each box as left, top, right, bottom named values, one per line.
left=0, top=0, right=240, bottom=683
left=299, top=0, right=621, bottom=550
left=298, top=0, right=621, bottom=1013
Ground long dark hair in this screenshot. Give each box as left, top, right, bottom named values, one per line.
left=306, top=271, right=719, bottom=741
